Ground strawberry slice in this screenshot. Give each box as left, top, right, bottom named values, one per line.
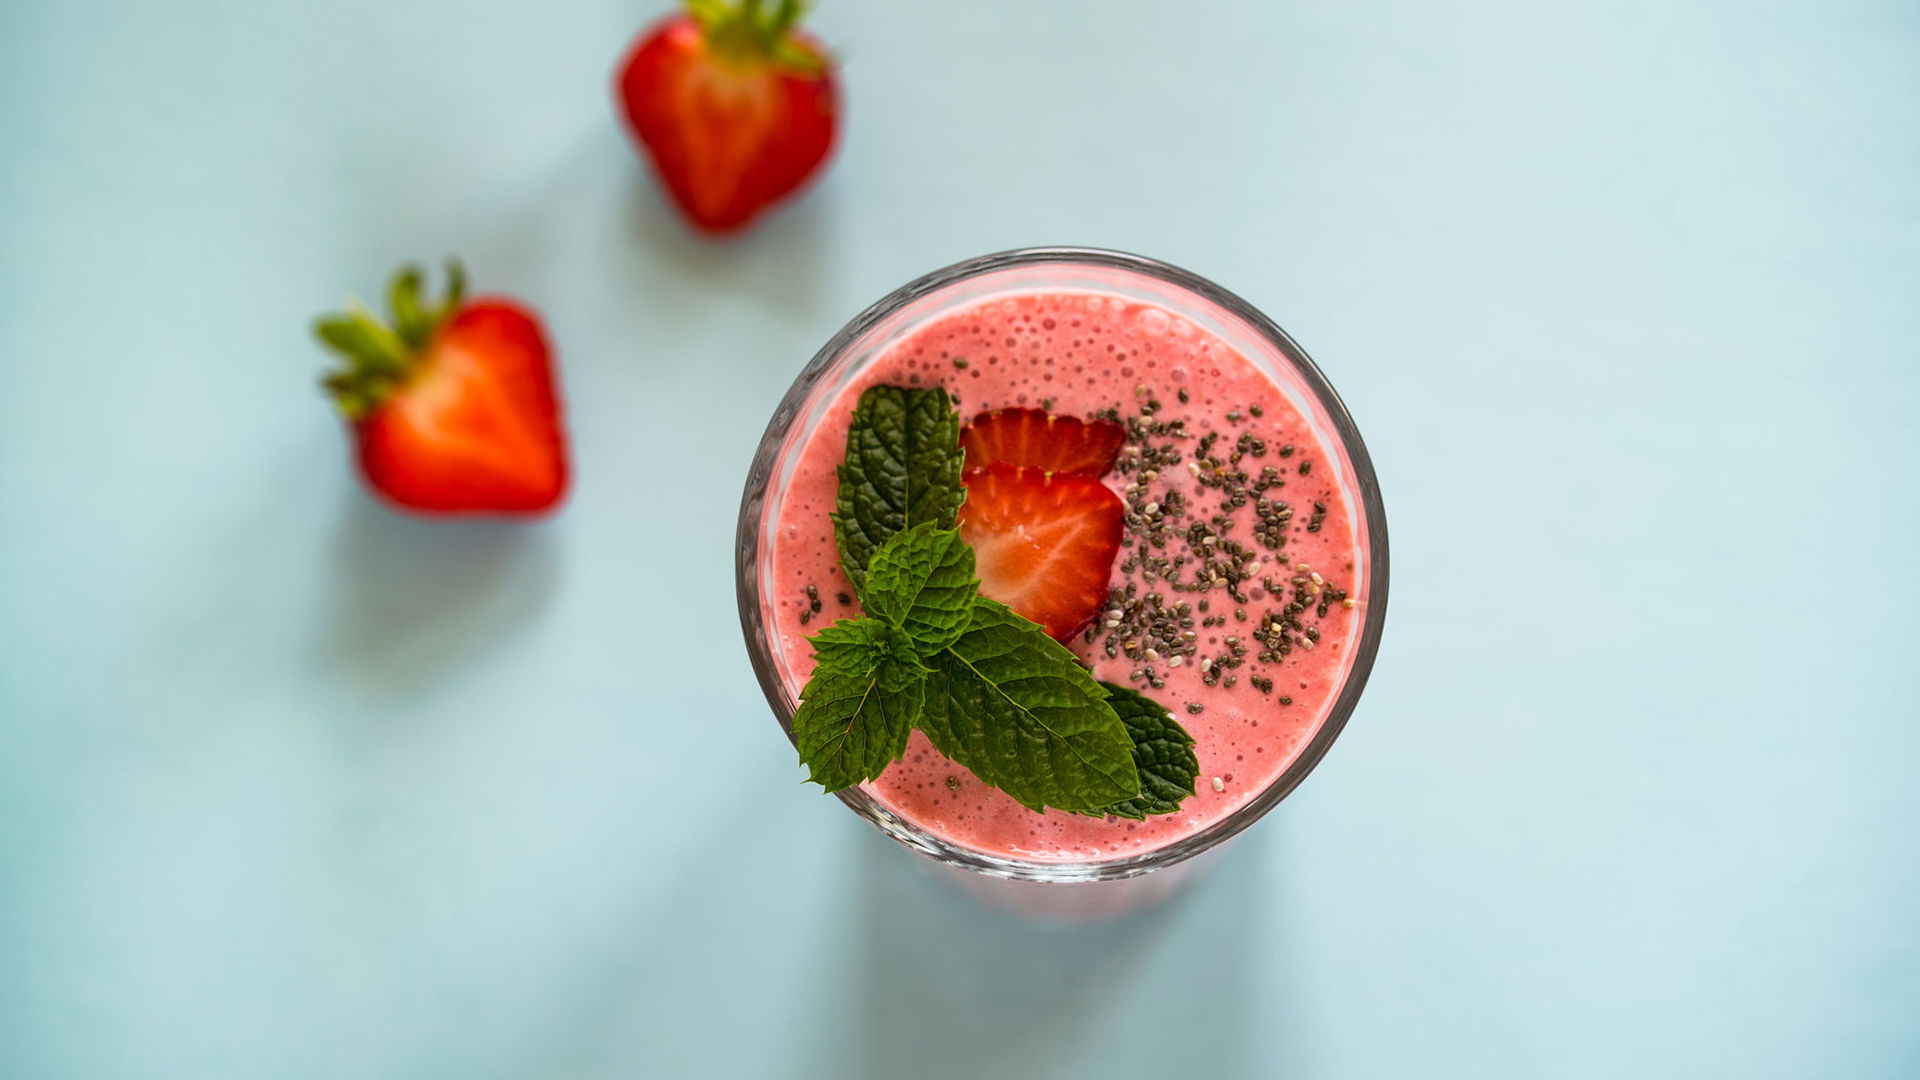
left=957, top=462, right=1124, bottom=642
left=315, top=261, right=569, bottom=516
left=960, top=407, right=1126, bottom=477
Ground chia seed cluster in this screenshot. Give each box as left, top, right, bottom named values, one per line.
left=1089, top=386, right=1355, bottom=701
left=796, top=388, right=1358, bottom=707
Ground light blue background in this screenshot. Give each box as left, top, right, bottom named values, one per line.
left=3, top=1, right=1917, bottom=1077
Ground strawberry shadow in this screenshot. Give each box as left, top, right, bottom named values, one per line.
left=614, top=164, right=842, bottom=334
left=319, top=492, right=559, bottom=697
left=795, top=830, right=1264, bottom=1079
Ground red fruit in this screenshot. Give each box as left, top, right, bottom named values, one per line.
left=315, top=261, right=569, bottom=516
left=615, top=0, right=838, bottom=234
left=960, top=407, right=1127, bottom=477
left=957, top=462, right=1124, bottom=643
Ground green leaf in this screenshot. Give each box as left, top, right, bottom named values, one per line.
left=862, top=523, right=979, bottom=656
left=314, top=313, right=406, bottom=372
left=807, top=616, right=931, bottom=693
left=1093, top=683, right=1199, bottom=820
left=792, top=668, right=921, bottom=793
left=829, top=386, right=967, bottom=599
left=687, top=0, right=729, bottom=29
left=919, top=599, right=1140, bottom=814
left=388, top=265, right=429, bottom=349
left=315, top=259, right=470, bottom=419
left=437, top=258, right=467, bottom=322
left=314, top=308, right=415, bottom=418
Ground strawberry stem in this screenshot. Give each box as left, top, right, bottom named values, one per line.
left=686, top=0, right=823, bottom=73
left=315, top=258, right=466, bottom=419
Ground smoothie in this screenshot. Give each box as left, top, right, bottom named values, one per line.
left=764, top=288, right=1365, bottom=862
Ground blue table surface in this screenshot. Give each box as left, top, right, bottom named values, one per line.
left=3, top=1, right=1916, bottom=1077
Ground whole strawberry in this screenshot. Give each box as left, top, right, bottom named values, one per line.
left=615, top=0, right=838, bottom=234
left=315, top=261, right=569, bottom=516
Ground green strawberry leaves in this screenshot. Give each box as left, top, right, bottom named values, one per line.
left=829, top=385, right=967, bottom=599
left=797, top=384, right=1196, bottom=820
left=315, top=258, right=467, bottom=419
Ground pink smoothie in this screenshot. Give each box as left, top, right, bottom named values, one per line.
left=766, top=290, right=1364, bottom=862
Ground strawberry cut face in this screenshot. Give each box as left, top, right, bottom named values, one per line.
left=959, top=407, right=1126, bottom=477
left=957, top=462, right=1124, bottom=643
left=316, top=262, right=570, bottom=518
left=616, top=13, right=837, bottom=234
left=355, top=302, right=568, bottom=515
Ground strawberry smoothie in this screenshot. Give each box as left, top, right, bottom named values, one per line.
left=758, top=281, right=1374, bottom=864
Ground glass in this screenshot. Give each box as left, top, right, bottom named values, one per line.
left=735, top=248, right=1389, bottom=913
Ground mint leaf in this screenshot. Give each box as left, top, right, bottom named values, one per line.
left=1093, top=683, right=1199, bottom=820
left=919, top=599, right=1140, bottom=813
left=792, top=669, right=922, bottom=792
left=829, top=386, right=966, bottom=598
left=805, top=382, right=1178, bottom=818
left=863, top=523, right=979, bottom=656
left=807, top=616, right=933, bottom=692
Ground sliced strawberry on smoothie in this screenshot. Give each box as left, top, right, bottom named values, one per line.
left=957, top=461, right=1124, bottom=642
left=315, top=261, right=569, bottom=516
left=960, top=407, right=1126, bottom=477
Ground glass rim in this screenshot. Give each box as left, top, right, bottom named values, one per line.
left=735, top=246, right=1391, bottom=883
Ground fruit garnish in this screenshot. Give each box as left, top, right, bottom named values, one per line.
left=314, top=260, right=568, bottom=516
left=799, top=517, right=1138, bottom=813
left=614, top=0, right=838, bottom=234
left=793, top=385, right=1195, bottom=818
left=959, top=407, right=1126, bottom=477
left=956, top=461, right=1124, bottom=644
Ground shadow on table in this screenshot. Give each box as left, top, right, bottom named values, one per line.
left=318, top=494, right=558, bottom=696
left=612, top=167, right=839, bottom=333
left=514, top=781, right=1263, bottom=1080
left=802, top=831, right=1263, bottom=1080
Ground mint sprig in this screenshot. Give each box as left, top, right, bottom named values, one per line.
left=792, top=669, right=921, bottom=792
left=799, top=385, right=1197, bottom=818
left=919, top=599, right=1139, bottom=813
left=829, top=385, right=967, bottom=600
left=863, top=521, right=978, bottom=654
left=808, top=617, right=932, bottom=691
left=1093, top=682, right=1200, bottom=820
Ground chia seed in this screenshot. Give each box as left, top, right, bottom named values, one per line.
left=1096, top=392, right=1354, bottom=709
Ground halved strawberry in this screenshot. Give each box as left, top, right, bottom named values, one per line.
left=615, top=0, right=837, bottom=235
left=315, top=261, right=569, bottom=516
left=959, top=407, right=1126, bottom=477
left=957, top=462, right=1123, bottom=642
